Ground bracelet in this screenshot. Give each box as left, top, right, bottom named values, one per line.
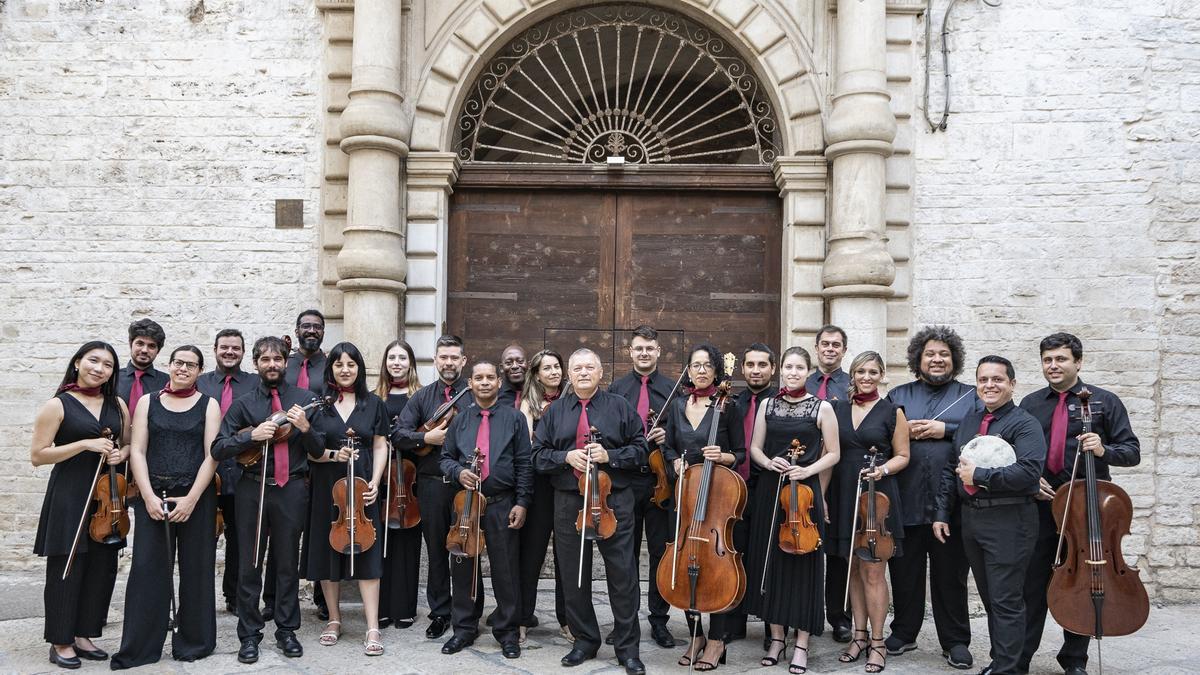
left=882, top=465, right=890, bottom=476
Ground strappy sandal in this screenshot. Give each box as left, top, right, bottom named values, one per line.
left=693, top=646, right=726, bottom=672
left=319, top=620, right=341, bottom=646
left=678, top=638, right=706, bottom=667
left=761, top=638, right=786, bottom=666
left=363, top=628, right=384, bottom=656
left=865, top=636, right=887, bottom=673
left=789, top=645, right=809, bottom=674
left=839, top=629, right=869, bottom=663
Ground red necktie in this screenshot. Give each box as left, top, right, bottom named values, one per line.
left=296, top=358, right=309, bottom=390
left=129, top=369, right=145, bottom=415
left=220, top=374, right=234, bottom=416
left=269, top=388, right=290, bottom=486
left=636, top=376, right=651, bottom=432
left=444, top=385, right=452, bottom=403
left=817, top=373, right=831, bottom=400
left=1047, top=391, right=1069, bottom=475
left=574, top=400, right=590, bottom=478
left=739, top=393, right=758, bottom=479
left=476, top=410, right=491, bottom=481
left=513, top=388, right=522, bottom=409
left=964, top=412, right=995, bottom=496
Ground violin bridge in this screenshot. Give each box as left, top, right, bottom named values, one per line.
left=687, top=535, right=711, bottom=543
left=1085, top=559, right=1107, bottom=566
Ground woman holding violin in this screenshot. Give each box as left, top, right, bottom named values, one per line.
left=829, top=350, right=909, bottom=673
left=112, top=345, right=222, bottom=669
left=302, top=342, right=389, bottom=656
left=31, top=341, right=130, bottom=669
left=374, top=339, right=422, bottom=631
left=745, top=346, right=840, bottom=675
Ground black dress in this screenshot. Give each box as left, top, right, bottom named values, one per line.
left=828, top=399, right=905, bottom=559
left=35, top=392, right=124, bottom=645
left=744, top=395, right=827, bottom=634
left=379, top=392, right=422, bottom=623
left=303, top=393, right=389, bottom=581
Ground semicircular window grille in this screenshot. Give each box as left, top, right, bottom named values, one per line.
left=454, top=4, right=782, bottom=165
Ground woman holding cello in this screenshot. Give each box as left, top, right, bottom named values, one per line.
left=745, top=346, right=840, bottom=675
left=302, top=342, right=389, bottom=656
left=375, top=339, right=421, bottom=631
left=829, top=350, right=909, bottom=673
left=30, top=341, right=130, bottom=669
left=112, top=345, right=222, bottom=669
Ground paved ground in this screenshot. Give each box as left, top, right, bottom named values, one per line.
left=0, top=570, right=1190, bottom=674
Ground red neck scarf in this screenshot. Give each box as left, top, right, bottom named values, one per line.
left=160, top=383, right=197, bottom=398
left=58, top=383, right=102, bottom=396
left=777, top=386, right=808, bottom=399
left=390, top=377, right=409, bottom=390
left=543, top=389, right=561, bottom=403
left=687, top=383, right=717, bottom=404
left=330, top=383, right=356, bottom=402
left=852, top=390, right=880, bottom=405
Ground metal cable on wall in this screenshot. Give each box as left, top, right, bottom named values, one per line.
left=923, top=0, right=1003, bottom=132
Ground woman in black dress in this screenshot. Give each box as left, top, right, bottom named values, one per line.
left=31, top=341, right=130, bottom=669
left=304, top=342, right=389, bottom=656
left=374, top=339, right=421, bottom=630
left=112, top=345, right=222, bottom=669
left=745, top=346, right=840, bottom=675
left=829, top=350, right=909, bottom=673
left=662, top=343, right=744, bottom=671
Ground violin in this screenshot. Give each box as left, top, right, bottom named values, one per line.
left=852, top=449, right=894, bottom=562
left=576, top=425, right=616, bottom=542
left=328, top=428, right=376, bottom=577
left=656, top=370, right=748, bottom=617
left=646, top=408, right=673, bottom=509
left=414, top=387, right=473, bottom=457
left=237, top=395, right=333, bottom=466
left=385, top=440, right=420, bottom=531
left=1047, top=388, right=1149, bottom=641
left=88, top=427, right=129, bottom=545
left=446, top=447, right=486, bottom=600
left=213, top=474, right=224, bottom=540
left=777, top=439, right=821, bottom=555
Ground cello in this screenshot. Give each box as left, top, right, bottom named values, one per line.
left=446, top=448, right=486, bottom=600
left=575, top=425, right=616, bottom=585
left=777, top=439, right=821, bottom=555
left=328, top=428, right=377, bottom=577
left=1047, top=388, right=1149, bottom=664
left=88, top=426, right=129, bottom=545
left=413, top=387, right=473, bottom=457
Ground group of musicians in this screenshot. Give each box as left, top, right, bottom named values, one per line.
left=29, top=312, right=1140, bottom=675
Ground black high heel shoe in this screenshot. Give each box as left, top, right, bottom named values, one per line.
left=694, top=646, right=726, bottom=671
left=839, top=628, right=870, bottom=663
left=789, top=645, right=808, bottom=674
left=865, top=635, right=887, bottom=673
left=761, top=638, right=786, bottom=666
left=49, top=646, right=81, bottom=670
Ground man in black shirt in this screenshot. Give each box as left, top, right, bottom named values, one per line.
left=195, top=328, right=256, bottom=614
left=497, top=344, right=527, bottom=409
left=1017, top=333, right=1141, bottom=675
left=211, top=336, right=323, bottom=664
left=533, top=348, right=647, bottom=675
left=438, top=360, right=532, bottom=659
left=392, top=334, right=471, bottom=639
left=934, top=356, right=1046, bottom=675
left=117, top=318, right=169, bottom=415
left=885, top=327, right=976, bottom=668
left=285, top=309, right=327, bottom=396
left=607, top=325, right=677, bottom=649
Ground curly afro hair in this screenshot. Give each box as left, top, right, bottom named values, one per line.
left=905, top=326, right=966, bottom=380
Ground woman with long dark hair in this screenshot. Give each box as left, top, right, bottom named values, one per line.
left=111, top=345, right=222, bottom=669
left=31, top=341, right=130, bottom=669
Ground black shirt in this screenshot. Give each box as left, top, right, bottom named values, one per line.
left=608, top=369, right=675, bottom=429
left=660, top=393, right=745, bottom=473
left=935, top=400, right=1047, bottom=522
left=211, top=380, right=323, bottom=477
left=392, top=378, right=471, bottom=476
left=497, top=381, right=524, bottom=410
left=1018, top=380, right=1140, bottom=488
left=532, top=390, right=648, bottom=491
left=196, top=367, right=257, bottom=494
left=286, top=350, right=327, bottom=397
left=731, top=384, right=778, bottom=481
left=806, top=368, right=850, bottom=402
left=440, top=402, right=533, bottom=507
left=117, top=362, right=169, bottom=408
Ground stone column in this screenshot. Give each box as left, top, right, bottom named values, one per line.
left=337, top=0, right=410, bottom=366
left=824, top=0, right=897, bottom=353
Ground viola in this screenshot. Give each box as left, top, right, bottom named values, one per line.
left=852, top=449, right=894, bottom=562
left=413, top=388, right=473, bottom=457
left=328, top=428, right=377, bottom=577
left=237, top=395, right=332, bottom=466
left=88, top=427, right=129, bottom=545
left=576, top=425, right=616, bottom=542
left=777, top=439, right=821, bottom=555
left=646, top=408, right=673, bottom=509
left=1047, top=388, right=1149, bottom=640
left=385, top=441, right=420, bottom=530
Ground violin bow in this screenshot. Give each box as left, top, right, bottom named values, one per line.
left=253, top=438, right=268, bottom=568
left=577, top=446, right=593, bottom=588
left=843, top=455, right=868, bottom=613
left=382, top=440, right=392, bottom=556
left=63, top=427, right=113, bottom=580
left=162, top=491, right=178, bottom=633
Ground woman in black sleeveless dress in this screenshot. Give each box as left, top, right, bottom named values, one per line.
left=745, top=347, right=841, bottom=675
left=375, top=339, right=422, bottom=631
left=303, top=342, right=389, bottom=655
left=112, top=345, right=222, bottom=669
left=31, top=341, right=130, bottom=669
left=828, top=350, right=910, bottom=674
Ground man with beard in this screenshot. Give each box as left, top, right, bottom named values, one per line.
left=118, top=318, right=169, bottom=415
left=286, top=310, right=327, bottom=396
left=884, top=326, right=977, bottom=669
left=212, top=336, right=322, bottom=664
left=196, top=329, right=256, bottom=613
left=497, top=344, right=527, bottom=409
left=392, top=335, right=471, bottom=639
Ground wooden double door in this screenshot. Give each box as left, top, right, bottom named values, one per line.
left=447, top=188, right=781, bottom=383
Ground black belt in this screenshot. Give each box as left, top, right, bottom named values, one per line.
left=484, top=491, right=514, bottom=505
left=244, top=471, right=306, bottom=486
left=966, top=495, right=1034, bottom=509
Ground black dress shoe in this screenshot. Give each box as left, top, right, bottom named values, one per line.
left=261, top=605, right=274, bottom=623
left=49, top=647, right=81, bottom=670
left=225, top=600, right=236, bottom=613
left=502, top=642, right=521, bottom=659
left=561, top=646, right=596, bottom=667
left=441, top=634, right=475, bottom=654
left=605, top=632, right=615, bottom=645
left=1064, top=668, right=1088, bottom=675
left=622, top=657, right=647, bottom=675
left=237, top=639, right=259, bottom=664
left=316, top=604, right=329, bottom=621
left=395, top=618, right=414, bottom=629
left=651, top=624, right=677, bottom=648
left=485, top=610, right=496, bottom=627
left=379, top=617, right=392, bottom=629
left=426, top=616, right=450, bottom=639
left=276, top=633, right=303, bottom=658
left=833, top=624, right=853, bottom=643
left=72, top=645, right=108, bottom=661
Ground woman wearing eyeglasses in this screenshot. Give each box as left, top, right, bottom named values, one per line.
left=112, top=346, right=222, bottom=669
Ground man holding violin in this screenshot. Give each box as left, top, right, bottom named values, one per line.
left=211, top=336, right=322, bottom=664
left=532, top=348, right=648, bottom=675
left=438, top=359, right=532, bottom=659
left=1017, top=333, right=1140, bottom=675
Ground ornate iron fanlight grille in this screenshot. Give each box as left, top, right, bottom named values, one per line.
left=454, top=4, right=781, bottom=165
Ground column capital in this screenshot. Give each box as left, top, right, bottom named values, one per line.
left=773, top=156, right=827, bottom=193
left=406, top=151, right=461, bottom=191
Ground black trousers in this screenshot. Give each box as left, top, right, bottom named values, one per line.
left=517, top=472, right=566, bottom=628
left=1019, top=501, right=1090, bottom=672
left=43, top=543, right=120, bottom=645
left=111, top=486, right=217, bottom=669
left=961, top=501, right=1037, bottom=675
left=218, top=494, right=239, bottom=606
left=631, top=475, right=672, bottom=628
left=417, top=474, right=457, bottom=619
left=379, top=523, right=422, bottom=623
left=450, top=496, right=521, bottom=644
left=555, top=486, right=641, bottom=661
left=887, top=521, right=972, bottom=649
left=825, top=551, right=850, bottom=630
left=233, top=475, right=307, bottom=641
